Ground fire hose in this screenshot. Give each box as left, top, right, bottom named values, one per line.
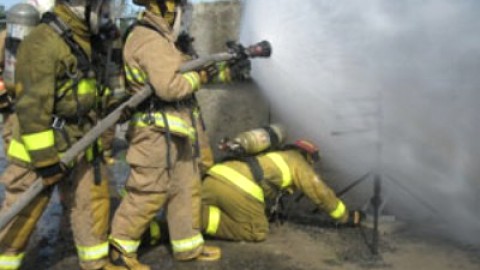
left=0, top=40, right=272, bottom=230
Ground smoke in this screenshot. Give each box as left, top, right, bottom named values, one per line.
left=240, top=0, right=480, bottom=245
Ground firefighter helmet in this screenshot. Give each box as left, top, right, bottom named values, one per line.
left=292, top=139, right=320, bottom=163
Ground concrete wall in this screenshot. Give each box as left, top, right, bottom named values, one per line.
left=189, top=0, right=270, bottom=156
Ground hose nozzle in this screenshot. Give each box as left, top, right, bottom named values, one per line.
left=247, top=40, right=272, bottom=58
left=226, top=40, right=272, bottom=59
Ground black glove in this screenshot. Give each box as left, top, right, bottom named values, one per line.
left=118, top=106, right=134, bottom=124
left=175, top=31, right=198, bottom=58
left=229, top=58, right=251, bottom=81
left=37, top=163, right=67, bottom=186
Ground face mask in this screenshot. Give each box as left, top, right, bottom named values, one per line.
left=88, top=0, right=115, bottom=35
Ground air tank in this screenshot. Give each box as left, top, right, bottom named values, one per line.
left=232, top=124, right=287, bottom=154
left=4, top=3, right=40, bottom=90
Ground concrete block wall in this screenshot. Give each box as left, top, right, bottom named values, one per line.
left=189, top=1, right=270, bottom=156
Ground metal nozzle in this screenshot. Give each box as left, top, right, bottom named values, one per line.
left=247, top=40, right=272, bottom=58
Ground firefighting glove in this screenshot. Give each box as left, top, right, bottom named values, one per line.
left=229, top=57, right=251, bottom=81
left=118, top=106, right=134, bottom=124
left=37, top=163, right=68, bottom=186
left=175, top=31, right=198, bottom=58
left=199, top=62, right=231, bottom=84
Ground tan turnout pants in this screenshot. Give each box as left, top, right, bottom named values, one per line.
left=110, top=126, right=204, bottom=260
left=201, top=175, right=269, bottom=242
left=0, top=156, right=110, bottom=270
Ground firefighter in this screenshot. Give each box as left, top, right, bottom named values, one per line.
left=0, top=0, right=124, bottom=269
left=201, top=139, right=362, bottom=242
left=0, top=0, right=54, bottom=157
left=108, top=0, right=220, bottom=268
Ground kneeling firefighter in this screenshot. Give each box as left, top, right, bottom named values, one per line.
left=0, top=0, right=124, bottom=269
left=108, top=0, right=220, bottom=269
left=201, top=125, right=362, bottom=242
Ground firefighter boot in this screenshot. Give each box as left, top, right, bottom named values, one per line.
left=196, top=245, right=222, bottom=262
left=110, top=248, right=151, bottom=270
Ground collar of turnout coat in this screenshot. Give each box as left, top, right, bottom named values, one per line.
left=53, top=4, right=92, bottom=58
left=140, top=11, right=176, bottom=43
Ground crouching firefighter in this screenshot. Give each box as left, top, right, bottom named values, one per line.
left=0, top=0, right=125, bottom=269
left=108, top=0, right=220, bottom=269
left=201, top=126, right=363, bottom=242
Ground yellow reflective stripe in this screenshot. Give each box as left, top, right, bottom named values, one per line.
left=124, top=65, right=146, bottom=84
left=57, top=78, right=97, bottom=96
left=171, top=233, right=204, bottom=253
left=149, top=221, right=161, bottom=245
left=330, top=201, right=347, bottom=219
left=77, top=78, right=97, bottom=95
left=131, top=112, right=196, bottom=141
left=125, top=67, right=134, bottom=83
left=0, top=253, right=25, bottom=270
left=110, top=237, right=141, bottom=254
left=7, top=139, right=31, bottom=162
left=182, top=72, right=200, bottom=90
left=265, top=153, right=292, bottom=189
left=21, top=130, right=54, bottom=151
left=76, top=242, right=109, bottom=261
left=208, top=165, right=265, bottom=203
left=206, top=205, right=220, bottom=235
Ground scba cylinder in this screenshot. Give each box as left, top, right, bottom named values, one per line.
left=4, top=3, right=40, bottom=90
left=233, top=124, right=287, bottom=155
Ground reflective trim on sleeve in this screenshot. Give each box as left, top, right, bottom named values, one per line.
left=124, top=65, right=147, bottom=84
left=21, top=130, right=55, bottom=151
left=131, top=112, right=196, bottom=141
left=171, top=233, right=204, bottom=253
left=182, top=72, right=200, bottom=90
left=329, top=201, right=347, bottom=219
left=109, top=237, right=141, bottom=254
left=76, top=242, right=109, bottom=262
left=265, top=153, right=292, bottom=189
left=0, top=253, right=25, bottom=270
left=208, top=165, right=265, bottom=203
left=206, top=205, right=221, bottom=235
left=57, top=78, right=97, bottom=96
left=7, top=139, right=31, bottom=162
left=77, top=78, right=97, bottom=95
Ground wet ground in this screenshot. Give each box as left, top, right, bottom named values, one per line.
left=0, top=141, right=479, bottom=269
left=26, top=218, right=480, bottom=270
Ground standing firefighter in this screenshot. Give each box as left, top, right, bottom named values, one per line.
left=202, top=134, right=362, bottom=242
left=0, top=0, right=124, bottom=269
left=0, top=0, right=55, bottom=157
left=109, top=0, right=220, bottom=268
